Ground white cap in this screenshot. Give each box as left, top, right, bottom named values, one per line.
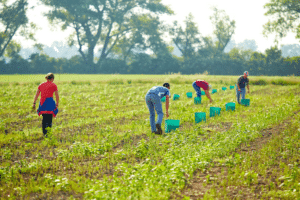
left=209, top=84, right=212, bottom=89
left=244, top=71, right=249, bottom=76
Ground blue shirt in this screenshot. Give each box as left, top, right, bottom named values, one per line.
left=237, top=75, right=249, bottom=88
left=147, top=86, right=171, bottom=99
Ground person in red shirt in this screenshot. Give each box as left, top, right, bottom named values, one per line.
left=192, top=80, right=213, bottom=103
left=32, top=73, right=59, bottom=137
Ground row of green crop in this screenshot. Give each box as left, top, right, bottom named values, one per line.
left=0, top=84, right=298, bottom=199
left=0, top=84, right=289, bottom=163
left=82, top=93, right=300, bottom=199
left=200, top=111, right=300, bottom=199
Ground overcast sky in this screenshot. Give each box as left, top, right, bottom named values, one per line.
left=17, top=0, right=299, bottom=53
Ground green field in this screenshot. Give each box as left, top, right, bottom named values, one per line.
left=0, top=74, right=300, bottom=199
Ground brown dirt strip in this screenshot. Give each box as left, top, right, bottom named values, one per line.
left=171, top=108, right=300, bottom=200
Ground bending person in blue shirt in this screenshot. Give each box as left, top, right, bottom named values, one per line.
left=145, top=83, right=170, bottom=135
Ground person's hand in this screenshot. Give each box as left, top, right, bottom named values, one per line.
left=210, top=99, right=213, bottom=103
left=56, top=103, right=59, bottom=108
left=248, top=90, right=250, bottom=94
left=32, top=103, right=36, bottom=110
left=166, top=112, right=169, bottom=118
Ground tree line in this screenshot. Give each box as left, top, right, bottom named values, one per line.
left=0, top=0, right=299, bottom=76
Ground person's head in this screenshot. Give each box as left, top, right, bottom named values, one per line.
left=243, top=71, right=249, bottom=78
left=208, top=84, right=212, bottom=90
left=163, top=82, right=170, bottom=89
left=45, top=73, right=54, bottom=82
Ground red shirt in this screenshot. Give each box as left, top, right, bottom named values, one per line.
left=195, top=80, right=209, bottom=90
left=38, top=82, right=58, bottom=106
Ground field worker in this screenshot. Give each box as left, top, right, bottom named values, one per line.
left=145, top=83, right=170, bottom=135
left=236, top=71, right=250, bottom=104
left=192, top=80, right=213, bottom=103
left=32, top=73, right=59, bottom=137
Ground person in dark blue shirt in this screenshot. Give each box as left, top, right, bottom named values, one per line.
left=145, top=83, right=170, bottom=135
left=237, top=71, right=250, bottom=104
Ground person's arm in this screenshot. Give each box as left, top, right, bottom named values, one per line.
left=32, top=89, right=40, bottom=109
left=55, top=90, right=59, bottom=107
left=237, top=77, right=241, bottom=91
left=205, top=90, right=213, bottom=103
left=247, top=79, right=250, bottom=93
left=165, top=95, right=169, bottom=118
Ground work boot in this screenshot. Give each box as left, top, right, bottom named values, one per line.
left=155, top=124, right=162, bottom=135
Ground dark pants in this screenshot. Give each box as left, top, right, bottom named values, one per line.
left=42, top=114, right=53, bottom=136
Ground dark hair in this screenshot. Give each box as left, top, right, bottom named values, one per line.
left=163, top=82, right=170, bottom=88
left=45, top=73, right=54, bottom=80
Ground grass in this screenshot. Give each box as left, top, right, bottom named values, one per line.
left=0, top=74, right=299, bottom=199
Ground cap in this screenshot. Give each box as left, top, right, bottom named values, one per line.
left=208, top=84, right=212, bottom=89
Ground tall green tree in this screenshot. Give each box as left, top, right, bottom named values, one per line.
left=112, top=14, right=170, bottom=63
left=264, top=0, right=300, bottom=42
left=210, top=7, right=236, bottom=52
left=0, top=0, right=33, bottom=57
left=41, top=0, right=173, bottom=72
left=169, top=13, right=201, bottom=61
left=197, top=36, right=219, bottom=58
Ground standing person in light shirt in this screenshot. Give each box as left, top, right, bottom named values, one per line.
left=145, top=83, right=170, bottom=135
left=192, top=80, right=213, bottom=103
left=236, top=71, right=250, bottom=104
left=32, top=73, right=59, bottom=137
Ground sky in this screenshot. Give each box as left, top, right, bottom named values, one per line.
left=16, top=0, right=299, bottom=53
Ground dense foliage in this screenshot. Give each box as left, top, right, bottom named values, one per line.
left=0, top=45, right=299, bottom=76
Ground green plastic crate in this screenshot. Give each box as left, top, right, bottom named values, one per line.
left=212, top=89, right=217, bottom=94
left=222, top=87, right=227, bottom=91
left=241, top=99, right=250, bottom=106
left=194, top=97, right=201, bottom=104
left=173, top=94, right=180, bottom=100
left=201, top=91, right=205, bottom=96
left=161, top=96, right=166, bottom=102
left=226, top=102, right=235, bottom=111
left=186, top=92, right=193, bottom=98
left=165, top=119, right=180, bottom=133
left=195, top=112, right=206, bottom=123
left=210, top=107, right=221, bottom=117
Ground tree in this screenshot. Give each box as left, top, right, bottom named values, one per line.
left=0, top=0, right=34, bottom=58
left=112, top=14, right=170, bottom=63
left=210, top=7, right=236, bottom=52
left=249, top=51, right=266, bottom=75
left=237, top=39, right=258, bottom=51
left=169, top=13, right=201, bottom=61
left=264, top=0, right=300, bottom=42
left=197, top=36, right=219, bottom=58
left=224, top=39, right=236, bottom=53
left=41, top=0, right=173, bottom=72
left=265, top=46, right=282, bottom=64
left=264, top=46, right=283, bottom=75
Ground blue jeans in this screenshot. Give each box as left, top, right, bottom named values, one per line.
left=145, top=93, right=164, bottom=132
left=192, top=81, right=201, bottom=98
left=236, top=88, right=246, bottom=103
